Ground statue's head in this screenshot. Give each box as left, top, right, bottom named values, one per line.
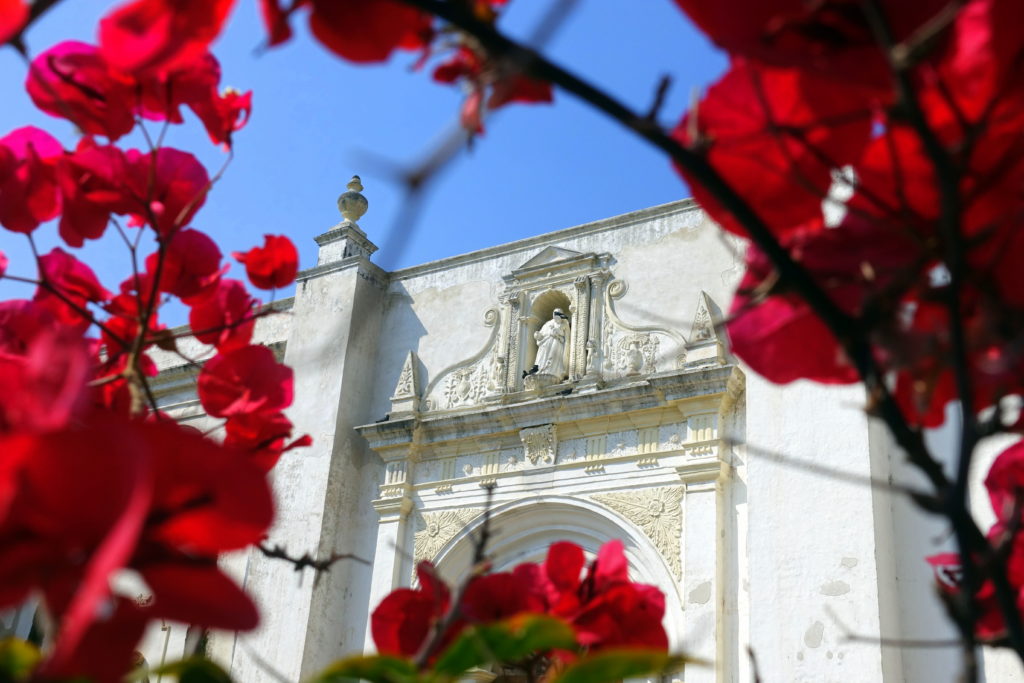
left=552, top=308, right=567, bottom=319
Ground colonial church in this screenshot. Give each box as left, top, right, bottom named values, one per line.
left=8, top=180, right=1016, bottom=681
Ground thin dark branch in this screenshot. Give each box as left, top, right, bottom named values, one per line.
left=257, top=542, right=369, bottom=573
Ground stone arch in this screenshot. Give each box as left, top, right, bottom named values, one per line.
left=525, top=290, right=573, bottom=374
left=432, top=495, right=686, bottom=651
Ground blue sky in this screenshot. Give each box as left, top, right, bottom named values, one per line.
left=0, top=0, right=727, bottom=320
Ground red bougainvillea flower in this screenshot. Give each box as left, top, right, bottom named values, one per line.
left=132, top=51, right=253, bottom=148
left=371, top=540, right=668, bottom=658
left=985, top=441, right=1024, bottom=524
left=372, top=561, right=451, bottom=657
left=26, top=41, right=136, bottom=141
left=0, top=413, right=272, bottom=676
left=260, top=0, right=433, bottom=63
left=923, top=440, right=1024, bottom=641
left=524, top=540, right=669, bottom=651
left=57, top=138, right=131, bottom=247
left=224, top=411, right=311, bottom=472
left=198, top=344, right=294, bottom=417
left=188, top=278, right=258, bottom=352
left=672, top=0, right=950, bottom=90
left=0, top=0, right=28, bottom=45
left=134, top=51, right=221, bottom=123
left=99, top=0, right=238, bottom=76
left=0, top=299, right=90, bottom=435
left=123, top=147, right=209, bottom=235
left=431, top=45, right=552, bottom=134
left=190, top=87, right=253, bottom=148
left=144, top=228, right=223, bottom=300
left=232, top=234, right=299, bottom=290
left=33, top=248, right=112, bottom=332
left=672, top=59, right=871, bottom=238
left=0, top=126, right=63, bottom=234
left=925, top=552, right=1007, bottom=641
left=309, top=0, right=433, bottom=63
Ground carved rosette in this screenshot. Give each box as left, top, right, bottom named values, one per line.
left=413, top=508, right=483, bottom=563
left=590, top=486, right=683, bottom=580
left=520, top=424, right=557, bottom=466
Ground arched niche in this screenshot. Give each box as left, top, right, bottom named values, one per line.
left=432, top=496, right=686, bottom=652
left=525, top=290, right=573, bottom=377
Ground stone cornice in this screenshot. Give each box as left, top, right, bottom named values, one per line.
left=296, top=254, right=388, bottom=286
left=356, top=363, right=734, bottom=451
left=388, top=199, right=699, bottom=282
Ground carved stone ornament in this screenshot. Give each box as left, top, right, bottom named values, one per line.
left=520, top=424, right=557, bottom=466
left=390, top=351, right=420, bottom=415
left=414, top=508, right=483, bottom=562
left=591, top=486, right=683, bottom=580
left=684, top=291, right=726, bottom=368
left=600, top=279, right=686, bottom=379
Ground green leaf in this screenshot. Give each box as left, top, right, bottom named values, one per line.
left=309, top=654, right=419, bottom=683
left=432, top=615, right=577, bottom=677
left=150, top=657, right=234, bottom=683
left=552, top=649, right=701, bottom=683
left=0, top=638, right=40, bottom=682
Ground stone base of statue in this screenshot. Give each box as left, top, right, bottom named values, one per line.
left=524, top=373, right=560, bottom=393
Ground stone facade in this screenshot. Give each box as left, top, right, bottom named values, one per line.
left=127, top=195, right=1017, bottom=682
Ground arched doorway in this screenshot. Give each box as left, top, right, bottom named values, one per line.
left=431, top=495, right=686, bottom=652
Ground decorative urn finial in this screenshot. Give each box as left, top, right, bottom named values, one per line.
left=337, top=175, right=368, bottom=224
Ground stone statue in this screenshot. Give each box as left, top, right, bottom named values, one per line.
left=584, top=339, right=597, bottom=375
left=624, top=340, right=644, bottom=375
left=488, top=355, right=506, bottom=393
left=534, top=308, right=570, bottom=379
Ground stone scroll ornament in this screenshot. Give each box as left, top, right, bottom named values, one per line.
left=601, top=279, right=687, bottom=378
left=422, top=308, right=500, bottom=411
left=590, top=486, right=683, bottom=580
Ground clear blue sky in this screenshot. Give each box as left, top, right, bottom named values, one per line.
left=0, top=0, right=727, bottom=320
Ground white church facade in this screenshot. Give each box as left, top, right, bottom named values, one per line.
left=94, top=185, right=1023, bottom=681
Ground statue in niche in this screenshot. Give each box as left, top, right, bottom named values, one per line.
left=533, top=308, right=570, bottom=380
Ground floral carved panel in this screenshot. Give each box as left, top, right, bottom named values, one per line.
left=590, top=486, right=683, bottom=580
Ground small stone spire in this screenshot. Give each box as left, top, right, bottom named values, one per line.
left=338, top=175, right=369, bottom=224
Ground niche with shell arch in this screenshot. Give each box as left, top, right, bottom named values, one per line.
left=525, top=289, right=573, bottom=378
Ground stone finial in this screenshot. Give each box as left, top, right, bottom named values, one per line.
left=337, top=175, right=368, bottom=224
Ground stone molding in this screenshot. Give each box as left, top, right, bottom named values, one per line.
left=389, top=199, right=698, bottom=282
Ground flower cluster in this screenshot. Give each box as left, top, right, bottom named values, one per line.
left=665, top=0, right=1024, bottom=640
left=670, top=0, right=1024, bottom=427
left=929, top=441, right=1024, bottom=641
left=257, top=0, right=551, bottom=134
left=371, top=541, right=668, bottom=662
left=0, top=1, right=306, bottom=680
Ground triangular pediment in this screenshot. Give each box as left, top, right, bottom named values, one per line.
left=516, top=246, right=585, bottom=271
